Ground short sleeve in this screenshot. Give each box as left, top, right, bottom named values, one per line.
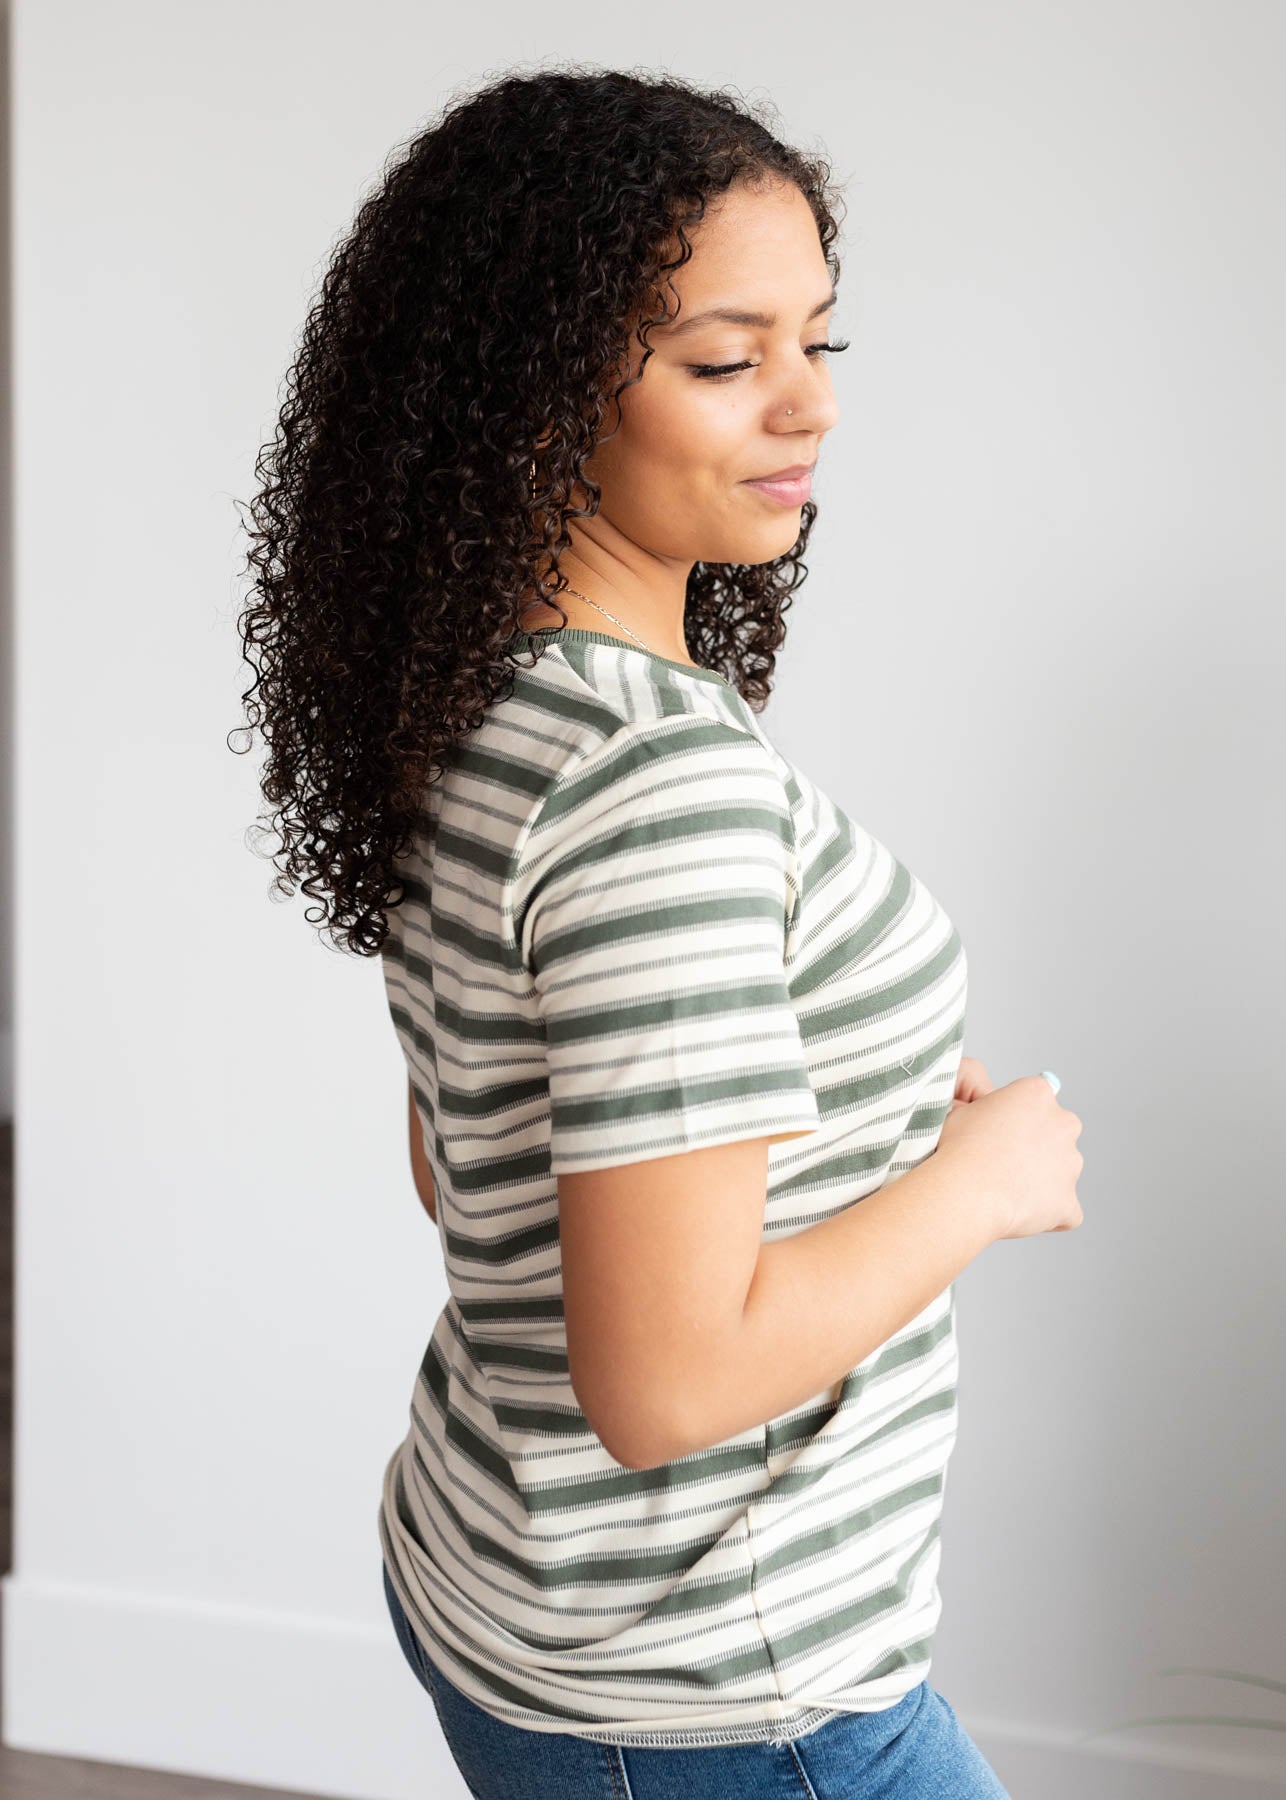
left=513, top=715, right=822, bottom=1174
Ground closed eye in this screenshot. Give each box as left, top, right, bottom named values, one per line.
left=689, top=339, right=851, bottom=382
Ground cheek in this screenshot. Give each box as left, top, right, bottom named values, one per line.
left=587, top=380, right=752, bottom=539
left=621, top=372, right=745, bottom=467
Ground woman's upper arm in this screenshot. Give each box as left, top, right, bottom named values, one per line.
left=558, top=1134, right=781, bottom=1469
left=517, top=721, right=820, bottom=1466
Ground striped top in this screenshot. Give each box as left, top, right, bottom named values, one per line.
left=377, top=624, right=969, bottom=1747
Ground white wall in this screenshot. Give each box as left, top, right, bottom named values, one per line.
left=0, top=2, right=13, bottom=1116
left=5, top=3, right=1284, bottom=1796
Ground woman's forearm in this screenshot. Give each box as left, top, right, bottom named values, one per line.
left=659, top=1148, right=999, bottom=1467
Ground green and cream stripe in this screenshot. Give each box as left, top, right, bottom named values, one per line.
left=377, top=626, right=969, bottom=1746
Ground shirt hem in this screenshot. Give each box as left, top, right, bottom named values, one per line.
left=565, top=1702, right=842, bottom=1748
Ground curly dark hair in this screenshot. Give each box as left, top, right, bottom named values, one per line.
left=232, top=63, right=848, bottom=957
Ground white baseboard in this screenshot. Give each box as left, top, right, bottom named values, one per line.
left=1, top=1568, right=469, bottom=1798
left=970, top=1708, right=1286, bottom=1798
left=2, top=1571, right=1284, bottom=1798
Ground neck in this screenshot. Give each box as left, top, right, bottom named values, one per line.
left=522, top=539, right=693, bottom=659
left=518, top=588, right=693, bottom=662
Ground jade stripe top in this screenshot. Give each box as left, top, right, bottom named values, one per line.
left=377, top=623, right=970, bottom=1747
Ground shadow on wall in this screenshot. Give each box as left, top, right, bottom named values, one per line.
left=1078, top=1666, right=1286, bottom=1749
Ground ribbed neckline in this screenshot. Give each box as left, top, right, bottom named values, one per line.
left=507, top=624, right=732, bottom=689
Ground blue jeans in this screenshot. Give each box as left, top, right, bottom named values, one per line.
left=382, top=1562, right=1013, bottom=1798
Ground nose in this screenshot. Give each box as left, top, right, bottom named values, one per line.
left=774, top=377, right=840, bottom=439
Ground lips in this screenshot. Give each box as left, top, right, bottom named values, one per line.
left=748, top=462, right=815, bottom=481
left=743, top=464, right=815, bottom=506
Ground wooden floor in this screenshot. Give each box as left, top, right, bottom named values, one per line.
left=0, top=1122, right=330, bottom=1798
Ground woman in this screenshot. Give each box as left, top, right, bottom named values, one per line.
left=238, top=63, right=1082, bottom=1800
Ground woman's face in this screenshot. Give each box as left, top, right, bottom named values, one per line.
left=579, top=178, right=843, bottom=571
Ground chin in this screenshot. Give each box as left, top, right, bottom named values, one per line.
left=697, top=521, right=801, bottom=566
left=736, top=527, right=805, bottom=565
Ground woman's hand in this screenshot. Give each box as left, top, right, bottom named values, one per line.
left=951, top=1054, right=994, bottom=1111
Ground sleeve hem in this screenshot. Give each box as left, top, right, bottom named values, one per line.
left=550, top=1107, right=822, bottom=1176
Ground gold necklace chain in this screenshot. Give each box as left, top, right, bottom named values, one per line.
left=559, top=586, right=655, bottom=654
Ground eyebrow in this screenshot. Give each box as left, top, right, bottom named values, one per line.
left=663, top=291, right=838, bottom=337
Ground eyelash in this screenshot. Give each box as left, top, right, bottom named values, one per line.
left=689, top=338, right=852, bottom=382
